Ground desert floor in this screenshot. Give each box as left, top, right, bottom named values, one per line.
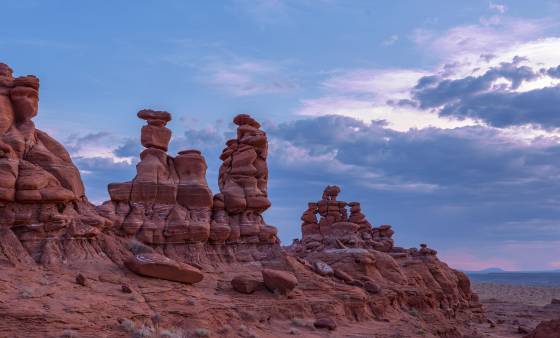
left=471, top=283, right=560, bottom=337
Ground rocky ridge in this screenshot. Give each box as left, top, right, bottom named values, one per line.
left=0, top=63, right=486, bottom=338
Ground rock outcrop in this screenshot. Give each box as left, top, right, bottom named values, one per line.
left=0, top=63, right=109, bottom=266
left=525, top=319, right=560, bottom=338
left=98, top=112, right=278, bottom=247
left=290, top=186, right=483, bottom=334
left=297, top=185, right=395, bottom=253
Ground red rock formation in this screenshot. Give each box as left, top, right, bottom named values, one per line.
left=215, top=114, right=278, bottom=244
left=290, top=185, right=483, bottom=333
left=298, top=185, right=395, bottom=253
left=0, top=63, right=486, bottom=338
left=0, top=63, right=109, bottom=266
left=99, top=112, right=278, bottom=247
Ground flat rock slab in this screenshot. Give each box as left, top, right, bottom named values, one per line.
left=125, top=252, right=203, bottom=284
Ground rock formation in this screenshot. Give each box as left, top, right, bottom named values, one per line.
left=98, top=112, right=278, bottom=247
left=0, top=63, right=487, bottom=338
left=298, top=185, right=395, bottom=253
left=214, top=114, right=278, bottom=244
left=290, top=185, right=483, bottom=335
left=0, top=63, right=109, bottom=266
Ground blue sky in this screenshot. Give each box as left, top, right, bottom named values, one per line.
left=3, top=0, right=560, bottom=271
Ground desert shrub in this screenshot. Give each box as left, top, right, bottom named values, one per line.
left=128, top=239, right=154, bottom=255
left=194, top=328, right=209, bottom=337
left=61, top=329, right=78, bottom=338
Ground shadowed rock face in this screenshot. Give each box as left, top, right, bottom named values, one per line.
left=97, top=111, right=278, bottom=246
left=0, top=63, right=486, bottom=338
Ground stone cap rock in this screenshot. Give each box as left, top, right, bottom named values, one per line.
left=178, top=149, right=202, bottom=156
left=0, top=63, right=13, bottom=78
left=13, top=76, right=39, bottom=90
left=137, top=109, right=172, bottom=123
left=233, top=114, right=261, bottom=128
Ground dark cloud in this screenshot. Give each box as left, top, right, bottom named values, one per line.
left=74, top=156, right=135, bottom=203
left=113, top=138, right=142, bottom=158
left=409, top=59, right=560, bottom=129
left=266, top=115, right=560, bottom=249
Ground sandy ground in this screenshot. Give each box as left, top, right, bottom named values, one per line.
left=470, top=283, right=560, bottom=337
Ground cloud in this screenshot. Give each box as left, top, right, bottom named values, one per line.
left=203, top=59, right=298, bottom=96
left=411, top=58, right=560, bottom=129
left=383, top=34, right=399, bottom=46
left=296, top=68, right=473, bottom=131
left=489, top=2, right=507, bottom=14
left=411, top=16, right=549, bottom=58
left=266, top=115, right=560, bottom=254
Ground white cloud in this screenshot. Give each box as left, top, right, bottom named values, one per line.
left=203, top=59, right=298, bottom=96
left=382, top=34, right=399, bottom=46
left=489, top=2, right=507, bottom=14
left=414, top=17, right=547, bottom=58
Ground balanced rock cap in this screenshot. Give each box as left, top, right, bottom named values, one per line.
left=233, top=114, right=261, bottom=129
left=13, top=76, right=39, bottom=90
left=0, top=63, right=13, bottom=79
left=137, top=109, right=172, bottom=123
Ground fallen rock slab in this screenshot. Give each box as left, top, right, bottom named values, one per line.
left=125, top=252, right=203, bottom=284
left=262, top=268, right=297, bottom=294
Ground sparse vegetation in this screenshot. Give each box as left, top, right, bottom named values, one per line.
left=120, top=318, right=202, bottom=338
left=61, top=329, right=78, bottom=338
left=290, top=317, right=314, bottom=329
left=193, top=328, right=209, bottom=337
left=19, top=288, right=33, bottom=299
left=128, top=239, right=154, bottom=255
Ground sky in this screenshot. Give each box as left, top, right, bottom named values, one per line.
left=2, top=0, right=560, bottom=271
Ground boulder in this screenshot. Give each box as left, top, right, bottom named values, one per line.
left=313, top=260, right=334, bottom=276
left=314, top=317, right=337, bottom=330
left=524, top=320, right=560, bottom=338
left=125, top=252, right=203, bottom=284
left=262, top=268, right=297, bottom=294
left=231, top=275, right=261, bottom=294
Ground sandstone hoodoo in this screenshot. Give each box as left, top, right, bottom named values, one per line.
left=0, top=63, right=109, bottom=266
left=0, top=63, right=487, bottom=338
left=98, top=111, right=278, bottom=247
